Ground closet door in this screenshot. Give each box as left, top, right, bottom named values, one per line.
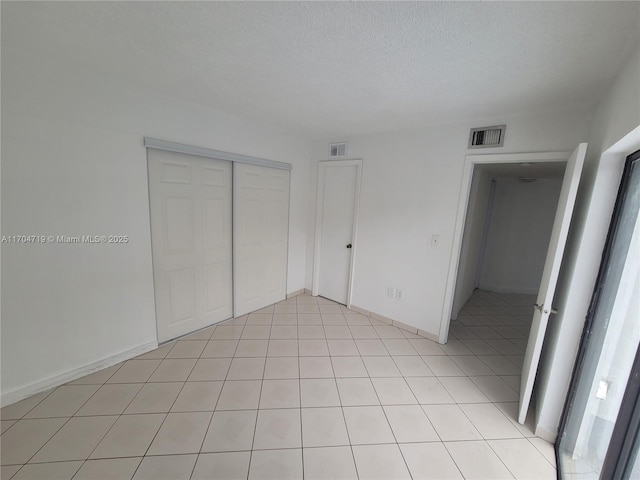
left=234, top=163, right=290, bottom=316
left=148, top=149, right=233, bottom=342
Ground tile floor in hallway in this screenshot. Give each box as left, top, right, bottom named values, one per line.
left=1, top=290, right=556, bottom=479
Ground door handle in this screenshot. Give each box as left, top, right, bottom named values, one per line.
left=346, top=243, right=352, bottom=249
left=534, top=304, right=559, bottom=315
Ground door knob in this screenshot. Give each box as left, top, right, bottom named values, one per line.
left=346, top=243, right=352, bottom=249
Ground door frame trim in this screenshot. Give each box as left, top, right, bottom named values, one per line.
left=439, top=150, right=572, bottom=344
left=312, top=159, right=363, bottom=308
left=144, top=137, right=292, bottom=171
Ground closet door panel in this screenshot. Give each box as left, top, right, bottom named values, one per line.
left=148, top=149, right=232, bottom=342
left=234, top=163, right=289, bottom=316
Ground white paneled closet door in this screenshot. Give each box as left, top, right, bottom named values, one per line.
left=148, top=149, right=233, bottom=343
left=234, top=163, right=290, bottom=316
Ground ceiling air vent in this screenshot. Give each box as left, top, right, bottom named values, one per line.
left=329, top=142, right=348, bottom=158
left=468, top=125, right=506, bottom=149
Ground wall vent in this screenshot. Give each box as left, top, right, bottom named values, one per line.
left=329, top=142, right=348, bottom=158
left=468, top=125, right=506, bottom=149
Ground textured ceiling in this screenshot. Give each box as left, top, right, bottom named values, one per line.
left=2, top=1, right=639, bottom=138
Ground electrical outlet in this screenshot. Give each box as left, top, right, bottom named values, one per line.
left=396, top=289, right=405, bottom=300
left=387, top=287, right=396, bottom=298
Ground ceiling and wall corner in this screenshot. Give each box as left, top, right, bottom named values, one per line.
left=1, top=1, right=639, bottom=405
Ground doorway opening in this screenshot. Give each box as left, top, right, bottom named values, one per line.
left=441, top=146, right=587, bottom=425
left=449, top=163, right=566, bottom=421
left=451, top=163, right=566, bottom=318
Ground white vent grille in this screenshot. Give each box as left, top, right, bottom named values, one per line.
left=468, top=125, right=506, bottom=148
left=329, top=142, right=348, bottom=158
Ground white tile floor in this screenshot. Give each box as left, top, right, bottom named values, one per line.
left=1, top=290, right=556, bottom=479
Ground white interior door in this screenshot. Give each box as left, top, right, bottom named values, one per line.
left=313, top=160, right=361, bottom=305
left=519, top=143, right=588, bottom=423
left=234, top=163, right=290, bottom=316
left=148, top=149, right=233, bottom=342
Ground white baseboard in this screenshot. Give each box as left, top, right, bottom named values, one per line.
left=534, top=424, right=557, bottom=443
left=370, top=311, right=394, bottom=326
left=1, top=341, right=158, bottom=407
left=391, top=320, right=418, bottom=336
left=350, top=304, right=439, bottom=342
left=348, top=304, right=371, bottom=316
left=418, top=329, right=440, bottom=343
left=478, top=284, right=539, bottom=295
left=286, top=288, right=306, bottom=298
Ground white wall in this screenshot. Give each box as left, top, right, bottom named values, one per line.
left=536, top=44, right=640, bottom=440
left=309, top=110, right=590, bottom=337
left=1, top=45, right=311, bottom=404
left=479, top=177, right=562, bottom=295
left=451, top=169, right=492, bottom=318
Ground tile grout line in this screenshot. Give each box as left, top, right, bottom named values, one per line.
left=18, top=365, right=153, bottom=469
left=484, top=436, right=524, bottom=479
left=2, top=292, right=552, bottom=479
left=192, top=319, right=234, bottom=476
left=330, top=314, right=361, bottom=480
left=245, top=310, right=272, bottom=479
left=192, top=317, right=242, bottom=471
left=127, top=345, right=192, bottom=478
left=297, top=301, right=305, bottom=479
left=71, top=381, right=148, bottom=475
left=131, top=315, right=241, bottom=479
